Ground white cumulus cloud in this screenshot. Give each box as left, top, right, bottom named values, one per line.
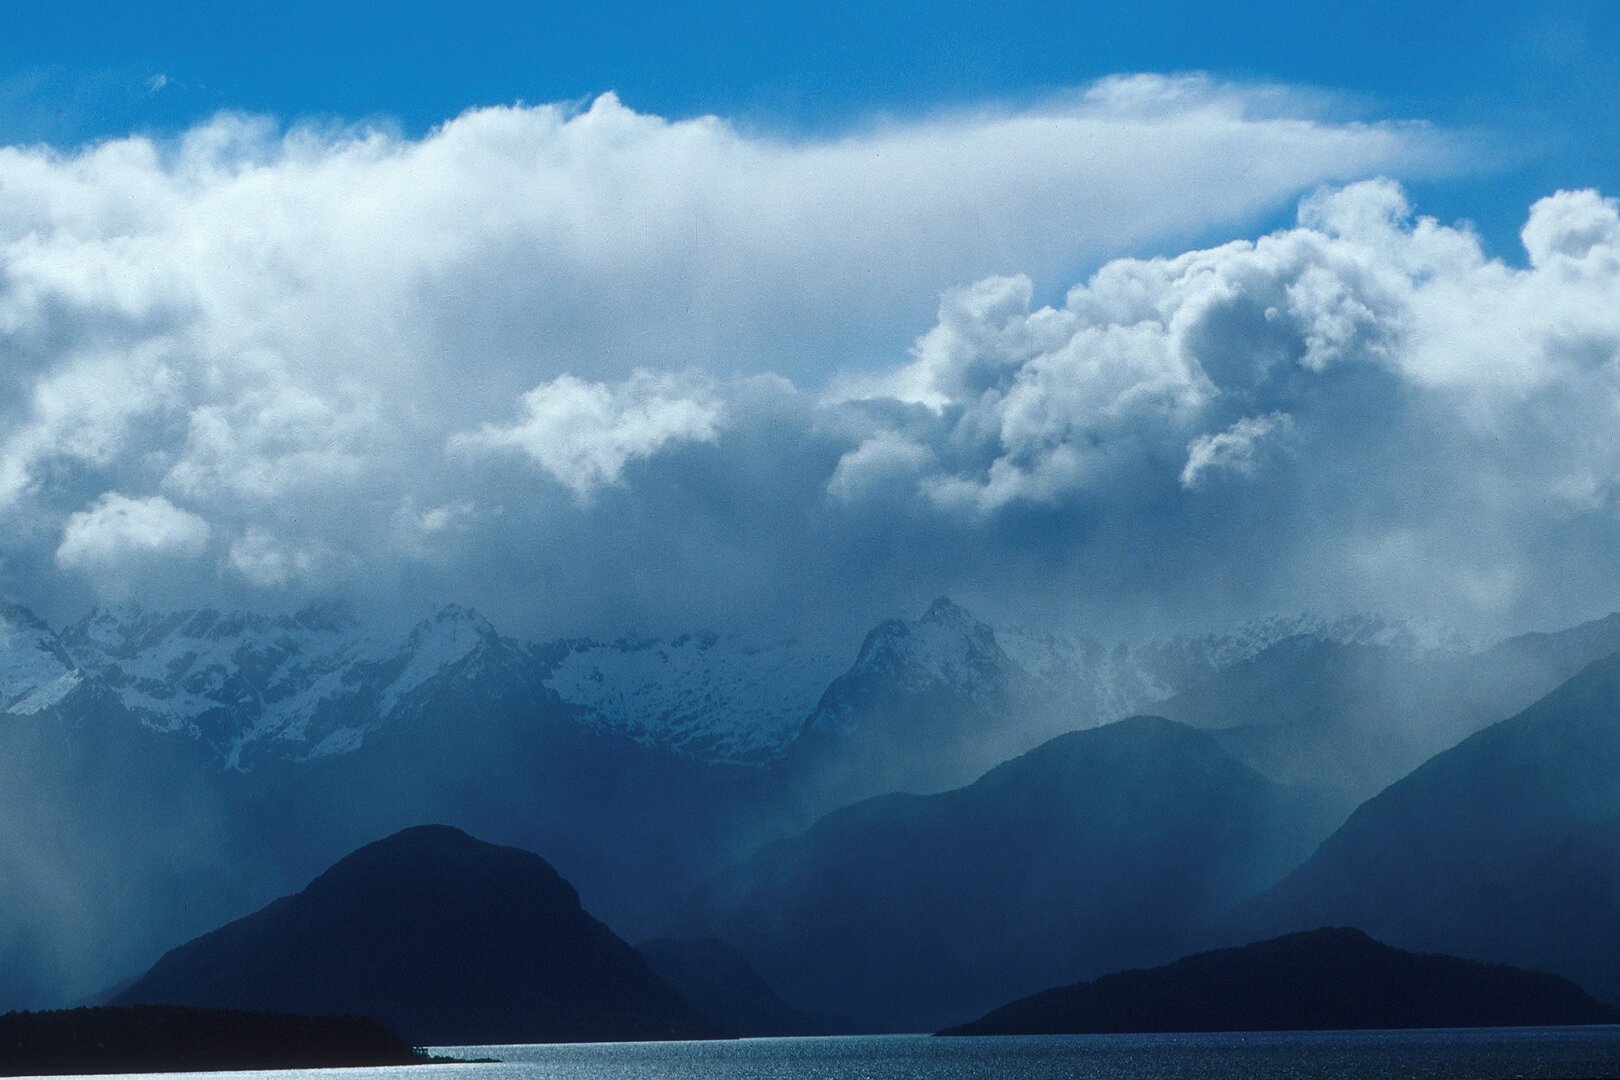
left=450, top=370, right=724, bottom=497
left=1181, top=413, right=1296, bottom=488
left=56, top=494, right=211, bottom=572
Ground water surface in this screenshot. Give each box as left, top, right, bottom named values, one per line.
left=58, top=1027, right=1620, bottom=1080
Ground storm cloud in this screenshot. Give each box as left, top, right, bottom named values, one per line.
left=6, top=77, right=1614, bottom=640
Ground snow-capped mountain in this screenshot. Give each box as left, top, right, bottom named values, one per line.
left=0, top=603, right=83, bottom=715
left=807, top=601, right=1475, bottom=743
left=0, top=594, right=1483, bottom=775
left=803, top=597, right=1023, bottom=740
left=536, top=632, right=846, bottom=763
left=56, top=602, right=537, bottom=769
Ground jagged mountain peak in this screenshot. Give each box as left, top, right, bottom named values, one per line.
left=850, top=598, right=1006, bottom=678
left=918, top=595, right=976, bottom=628
left=289, top=600, right=360, bottom=632
left=403, top=603, right=500, bottom=648
left=798, top=599, right=1020, bottom=755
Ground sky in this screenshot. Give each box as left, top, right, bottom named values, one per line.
left=2, top=2, right=1620, bottom=641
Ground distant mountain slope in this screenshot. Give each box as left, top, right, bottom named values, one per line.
left=1, top=595, right=1500, bottom=784
left=698, top=716, right=1341, bottom=1033
left=4, top=594, right=1609, bottom=1018
left=941, top=928, right=1620, bottom=1035
left=637, top=937, right=824, bottom=1037
left=1234, top=650, right=1620, bottom=1004
left=776, top=598, right=1037, bottom=804
left=115, top=825, right=718, bottom=1044
left=1162, top=612, right=1620, bottom=801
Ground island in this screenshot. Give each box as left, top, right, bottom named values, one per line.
left=939, top=927, right=1620, bottom=1035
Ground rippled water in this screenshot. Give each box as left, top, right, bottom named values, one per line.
left=55, top=1028, right=1620, bottom=1080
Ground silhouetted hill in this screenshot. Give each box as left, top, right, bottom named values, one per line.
left=940, top=928, right=1620, bottom=1035
left=695, top=716, right=1341, bottom=1033
left=1236, top=651, right=1620, bottom=1004
left=0, top=1004, right=424, bottom=1076
left=637, top=937, right=824, bottom=1037
left=115, top=825, right=718, bottom=1044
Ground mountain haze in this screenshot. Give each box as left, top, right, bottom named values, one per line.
left=1163, top=613, right=1620, bottom=802
left=1236, top=650, right=1620, bottom=1003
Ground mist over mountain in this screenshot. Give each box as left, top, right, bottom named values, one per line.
left=1234, top=650, right=1620, bottom=1003
left=1161, top=612, right=1620, bottom=802
left=6, top=10, right=1620, bottom=1059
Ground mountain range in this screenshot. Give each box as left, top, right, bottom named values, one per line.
left=0, top=596, right=1494, bottom=777
left=6, top=594, right=1620, bottom=1029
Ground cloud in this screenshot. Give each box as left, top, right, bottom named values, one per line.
left=450, top=370, right=723, bottom=498
left=20, top=82, right=1619, bottom=640
left=832, top=179, right=1615, bottom=510
left=818, top=179, right=1620, bottom=631
left=226, top=527, right=321, bottom=588
left=828, top=433, right=936, bottom=503
left=55, top=494, right=210, bottom=572
left=1181, top=413, right=1295, bottom=488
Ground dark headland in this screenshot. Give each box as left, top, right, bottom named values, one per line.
left=114, top=824, right=720, bottom=1045
left=940, top=927, right=1620, bottom=1036
left=0, top=1004, right=429, bottom=1077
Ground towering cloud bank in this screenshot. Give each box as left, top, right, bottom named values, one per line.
left=3, top=78, right=1611, bottom=638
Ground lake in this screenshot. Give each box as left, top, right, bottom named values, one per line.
left=47, top=1028, right=1620, bottom=1080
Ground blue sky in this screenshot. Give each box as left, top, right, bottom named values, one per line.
left=4, top=2, right=1620, bottom=641
left=3, top=1, right=1617, bottom=254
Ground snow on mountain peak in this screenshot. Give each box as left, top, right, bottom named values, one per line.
left=44, top=600, right=524, bottom=768
left=0, top=602, right=82, bottom=714
left=539, top=631, right=848, bottom=762
left=848, top=598, right=1008, bottom=690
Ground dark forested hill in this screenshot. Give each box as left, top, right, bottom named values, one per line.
left=116, top=825, right=719, bottom=1045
